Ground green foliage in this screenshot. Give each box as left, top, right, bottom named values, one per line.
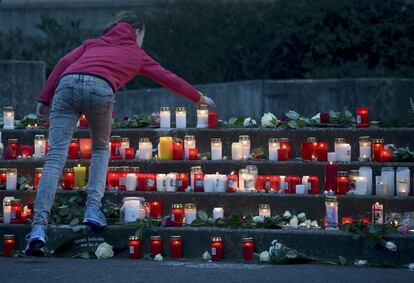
left=1, top=0, right=413, bottom=88
left=50, top=193, right=85, bottom=225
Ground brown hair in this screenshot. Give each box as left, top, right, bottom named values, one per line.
left=103, top=10, right=144, bottom=34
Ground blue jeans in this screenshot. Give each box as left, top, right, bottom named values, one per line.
left=33, top=74, right=114, bottom=226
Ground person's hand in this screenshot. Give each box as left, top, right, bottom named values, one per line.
left=198, top=92, right=217, bottom=112
left=36, top=102, right=50, bottom=124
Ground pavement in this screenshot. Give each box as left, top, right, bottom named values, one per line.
left=0, top=257, right=413, bottom=283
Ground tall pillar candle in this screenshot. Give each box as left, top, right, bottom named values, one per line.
left=381, top=167, right=395, bottom=196
left=74, top=164, right=87, bottom=188
left=3, top=107, right=15, bottom=129
left=196, top=104, right=208, bottom=128
left=160, top=107, right=171, bottom=128
left=156, top=174, right=167, bottom=192
left=184, top=135, right=196, bottom=160
left=324, top=162, right=338, bottom=192
left=358, top=167, right=373, bottom=195
left=159, top=137, right=173, bottom=160
left=138, top=138, right=152, bottom=160
left=231, top=142, right=243, bottom=161
left=6, top=168, right=17, bottom=190
left=359, top=136, right=371, bottom=161
left=34, top=135, right=46, bottom=158
left=239, top=135, right=251, bottom=159
left=396, top=167, right=410, bottom=196
left=211, top=138, right=222, bottom=160
left=268, top=138, right=279, bottom=161
left=175, top=107, right=186, bottom=129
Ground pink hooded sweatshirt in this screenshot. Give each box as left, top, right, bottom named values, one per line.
left=38, top=22, right=201, bottom=105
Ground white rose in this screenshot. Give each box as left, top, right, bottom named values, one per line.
left=269, top=246, right=275, bottom=254
left=408, top=263, right=414, bottom=271
left=354, top=260, right=367, bottom=267
left=311, top=113, right=321, bottom=123
left=261, top=112, right=278, bottom=128
left=271, top=240, right=278, bottom=246
left=297, top=213, right=306, bottom=221
left=385, top=241, right=398, bottom=252
left=310, top=220, right=319, bottom=227
left=154, top=254, right=163, bottom=261
left=259, top=251, right=270, bottom=262
left=243, top=118, right=257, bottom=127
left=283, top=210, right=292, bottom=218
left=253, top=215, right=265, bottom=223
left=289, top=216, right=299, bottom=228
left=95, top=242, right=114, bottom=260
left=202, top=251, right=212, bottom=261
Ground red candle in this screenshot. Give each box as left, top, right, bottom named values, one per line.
left=150, top=236, right=163, bottom=256
left=356, top=107, right=369, bottom=128
left=301, top=137, right=317, bottom=161
left=10, top=199, right=23, bottom=224
left=7, top=139, right=19, bottom=159
left=149, top=201, right=163, bottom=219
left=188, top=148, right=198, bottom=160
left=118, top=166, right=129, bottom=191
left=0, top=168, right=7, bottom=184
left=79, top=138, right=92, bottom=159
left=324, top=163, right=338, bottom=192
left=176, top=173, right=188, bottom=192
left=68, top=138, right=79, bottom=159
left=3, top=234, right=16, bottom=257
left=359, top=217, right=370, bottom=225
left=171, top=204, right=184, bottom=227
left=136, top=173, right=145, bottom=191
left=336, top=171, right=349, bottom=195
left=107, top=167, right=119, bottom=189
left=193, top=172, right=205, bottom=192
left=145, top=174, right=157, bottom=191
left=255, top=176, right=265, bottom=191
left=342, top=217, right=353, bottom=225
left=277, top=147, right=289, bottom=161
left=110, top=136, right=122, bottom=160
left=208, top=112, right=218, bottom=128
left=242, top=237, right=255, bottom=261
left=79, top=114, right=89, bottom=128
left=226, top=173, right=238, bottom=193
left=285, top=176, right=300, bottom=194
left=45, top=141, right=49, bottom=156
left=316, top=142, right=328, bottom=161
left=210, top=237, right=224, bottom=261
left=20, top=145, right=33, bottom=158
left=170, top=236, right=183, bottom=259
left=63, top=168, right=75, bottom=190
left=308, top=176, right=319, bottom=194
left=34, top=168, right=42, bottom=190
left=128, top=236, right=141, bottom=259
left=379, top=149, right=392, bottom=162
left=372, top=139, right=385, bottom=162
left=124, top=147, right=135, bottom=160
left=172, top=139, right=183, bottom=160
left=279, top=138, right=291, bottom=159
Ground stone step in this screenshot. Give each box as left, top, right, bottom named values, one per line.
left=1, top=128, right=414, bottom=161
left=1, top=224, right=413, bottom=264
left=1, top=190, right=413, bottom=221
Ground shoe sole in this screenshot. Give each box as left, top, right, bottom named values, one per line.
left=83, top=218, right=107, bottom=232
left=25, top=240, right=45, bottom=257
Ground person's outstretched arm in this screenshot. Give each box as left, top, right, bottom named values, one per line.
left=138, top=52, right=216, bottom=110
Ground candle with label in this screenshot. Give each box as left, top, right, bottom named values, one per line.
left=128, top=236, right=142, bottom=259
left=63, top=168, right=75, bottom=190
left=184, top=135, right=196, bottom=160
left=68, top=138, right=79, bottom=159
left=231, top=142, right=243, bottom=161
left=6, top=168, right=17, bottom=190
left=120, top=137, right=130, bottom=159
left=3, top=197, right=13, bottom=224
left=301, top=137, right=318, bottom=161
left=359, top=136, right=371, bottom=161
left=197, top=104, right=209, bottom=128
left=226, top=172, right=238, bottom=193
left=171, top=204, right=184, bottom=227
left=184, top=203, right=197, bottom=225
left=34, top=135, right=46, bottom=158
left=193, top=172, right=205, bottom=192
left=145, top=174, right=157, bottom=191
left=372, top=202, right=383, bottom=224
left=239, top=135, right=251, bottom=159
left=166, top=173, right=177, bottom=192
left=3, top=107, right=15, bottom=129
left=325, top=196, right=338, bottom=229
left=160, top=106, right=171, bottom=128
left=159, top=137, right=173, bottom=160
left=138, top=138, right=152, bottom=160
left=334, top=138, right=351, bottom=162
left=356, top=107, right=369, bottom=128
left=156, top=174, right=167, bottom=192
left=74, top=164, right=87, bottom=188
left=211, top=237, right=224, bottom=261
left=150, top=236, right=163, bottom=256
left=285, top=176, right=300, bottom=194
left=372, top=138, right=385, bottom=162
left=176, top=173, right=188, bottom=192
left=308, top=176, right=319, bottom=194
left=258, top=204, right=271, bottom=218
left=110, top=136, right=122, bottom=160
left=268, top=138, right=279, bottom=161
left=190, top=166, right=202, bottom=191
left=175, top=107, right=187, bottom=129
left=238, top=169, right=254, bottom=192
left=170, top=236, right=183, bottom=259
left=208, top=112, right=218, bottom=128
left=336, top=171, right=349, bottom=195
left=211, top=138, right=222, bottom=160
left=10, top=199, right=22, bottom=224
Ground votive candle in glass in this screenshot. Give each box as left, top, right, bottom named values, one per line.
left=356, top=107, right=369, bottom=128
left=226, top=172, right=238, bottom=193
left=79, top=114, right=88, bottom=128
left=188, top=148, right=198, bottom=160
left=334, top=138, right=351, bottom=162
left=279, top=138, right=291, bottom=159
left=379, top=148, right=392, bottom=162
left=242, top=237, right=255, bottom=261
left=63, top=168, right=75, bottom=190
left=316, top=142, right=328, bottom=161
left=355, top=176, right=368, bottom=195
left=79, top=138, right=92, bottom=159
left=170, top=235, right=183, bottom=259
left=336, top=171, right=349, bottom=195
left=258, top=204, right=271, bottom=218
left=34, top=135, right=46, bottom=158
left=380, top=167, right=395, bottom=196
left=359, top=136, right=371, bottom=161
left=171, top=204, right=184, bottom=227
left=138, top=138, right=152, bottom=160
left=156, top=174, right=167, bottom=192
left=325, top=196, right=338, bottom=229
left=193, top=172, right=205, bottom=192
left=172, top=139, right=183, bottom=160
left=285, top=176, right=300, bottom=194
left=128, top=236, right=141, bottom=259
left=7, top=139, right=19, bottom=159
left=213, top=207, right=224, bottom=220
left=6, top=168, right=17, bottom=190
left=211, top=138, right=222, bottom=160
left=110, top=136, right=122, bottom=160
left=372, top=138, right=385, bottom=162
left=3, top=107, right=15, bottom=129
left=175, top=107, right=186, bottom=129
left=150, top=235, right=163, bottom=256
left=239, top=135, right=251, bottom=160
left=176, top=173, right=188, bottom=192
left=231, top=142, right=243, bottom=161
left=324, top=162, right=338, bottom=192
left=10, top=199, right=23, bottom=224
left=396, top=179, right=409, bottom=197
left=208, top=112, right=218, bottom=128
left=126, top=173, right=137, bottom=191
left=3, top=234, right=16, bottom=257
left=34, top=167, right=42, bottom=190
left=0, top=168, right=7, bottom=184
left=160, top=106, right=171, bottom=128
left=184, top=135, right=196, bottom=160
left=342, top=217, right=353, bottom=225
left=210, top=236, right=224, bottom=261
left=166, top=172, right=177, bottom=192
left=125, top=147, right=135, bottom=160
left=184, top=203, right=197, bottom=225
left=301, top=137, right=318, bottom=161
left=145, top=174, right=157, bottom=191
left=268, top=138, right=279, bottom=161
left=120, top=137, right=130, bottom=159
left=197, top=104, right=209, bottom=128
left=19, top=145, right=33, bottom=158
left=359, top=167, right=373, bottom=195
left=107, top=167, right=119, bottom=189
left=68, top=138, right=79, bottom=159
left=149, top=201, right=162, bottom=219
left=308, top=176, right=319, bottom=194
left=371, top=202, right=383, bottom=224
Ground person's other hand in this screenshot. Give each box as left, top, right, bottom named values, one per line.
left=36, top=102, right=50, bottom=124
left=199, top=95, right=217, bottom=112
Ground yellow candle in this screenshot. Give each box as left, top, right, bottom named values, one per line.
left=159, top=137, right=173, bottom=160
left=74, top=164, right=86, bottom=188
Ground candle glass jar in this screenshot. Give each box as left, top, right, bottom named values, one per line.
left=106, top=167, right=119, bottom=189
left=211, top=138, right=222, bottom=160
left=34, top=167, right=42, bottom=190
left=397, top=179, right=409, bottom=197
left=184, top=135, right=196, bottom=160
left=193, top=172, right=205, bottom=192
left=79, top=114, right=88, bottom=128
left=349, top=170, right=359, bottom=191
left=211, top=236, right=224, bottom=261
left=0, top=168, right=7, bottom=184
left=118, top=166, right=130, bottom=191
left=150, top=235, right=163, bottom=256
left=110, top=136, right=122, bottom=160
left=188, top=148, right=198, bottom=160
left=120, top=197, right=146, bottom=222
left=128, top=236, right=141, bottom=259
left=10, top=199, right=23, bottom=224
left=171, top=204, right=184, bottom=227
left=7, top=139, right=19, bottom=159
left=190, top=166, right=202, bottom=190
left=226, top=173, right=238, bottom=193
left=239, top=135, right=251, bottom=160
left=268, top=138, right=279, bottom=161
left=62, top=168, right=75, bottom=190
left=145, top=174, right=157, bottom=191
left=258, top=204, right=271, bottom=218
left=3, top=107, right=15, bottom=129
left=308, top=176, right=319, bottom=194
left=149, top=201, right=162, bottom=219
left=372, top=202, right=384, bottom=224
left=372, top=138, right=385, bottom=162
left=3, top=234, right=16, bottom=257
left=79, top=138, right=92, bottom=159
left=172, top=138, right=183, bottom=160
left=184, top=203, right=197, bottom=225
left=120, top=137, right=130, bottom=159
left=138, top=138, right=153, bottom=160
left=242, top=237, right=255, bottom=261
left=279, top=138, right=291, bottom=159
left=34, top=135, right=46, bottom=158
left=6, top=168, right=17, bottom=190
left=356, top=107, right=369, bottom=128
left=380, top=148, right=392, bottom=162
left=170, top=236, right=183, bottom=259
left=334, top=138, right=351, bottom=162
left=325, top=196, right=338, bottom=229
left=336, top=171, right=349, bottom=195
left=301, top=137, right=317, bottom=161
left=359, top=136, right=371, bottom=161
left=285, top=176, right=300, bottom=194
left=160, top=106, right=171, bottom=128
left=316, top=141, right=328, bottom=161
left=208, top=111, right=218, bottom=128
left=175, top=107, right=187, bottom=129
left=68, top=138, right=79, bottom=159
left=176, top=173, right=188, bottom=192
left=196, top=104, right=209, bottom=128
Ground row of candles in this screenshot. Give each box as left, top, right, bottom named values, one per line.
left=2, top=197, right=32, bottom=224
left=1, top=164, right=412, bottom=196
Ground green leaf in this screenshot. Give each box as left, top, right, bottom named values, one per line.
left=69, top=218, right=80, bottom=226
left=197, top=210, right=208, bottom=221
left=58, top=205, right=70, bottom=217
left=286, top=250, right=298, bottom=259
left=285, top=110, right=300, bottom=120
left=287, top=120, right=298, bottom=129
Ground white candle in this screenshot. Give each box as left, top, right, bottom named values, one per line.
left=238, top=169, right=248, bottom=192
left=184, top=203, right=197, bottom=225
left=396, top=167, right=410, bottom=197
left=196, top=104, right=208, bottom=128
left=359, top=137, right=371, bottom=161
left=335, top=139, right=351, bottom=162
left=34, top=135, right=46, bottom=158
left=160, top=107, right=171, bottom=128
left=301, top=176, right=311, bottom=192
left=120, top=138, right=130, bottom=160
left=211, top=138, right=222, bottom=160
left=175, top=107, right=187, bottom=129
left=258, top=204, right=271, bottom=218
left=239, top=135, right=251, bottom=159
left=6, top=169, right=17, bottom=190
left=215, top=173, right=227, bottom=192
left=327, top=152, right=337, bottom=162
left=138, top=138, right=153, bottom=160
left=231, top=142, right=243, bottom=161
left=184, top=135, right=196, bottom=160
left=2, top=197, right=14, bottom=224
left=125, top=173, right=137, bottom=191
left=213, top=207, right=224, bottom=220
left=190, top=166, right=202, bottom=191
left=295, top=184, right=306, bottom=194
left=381, top=167, right=395, bottom=196
left=268, top=138, right=279, bottom=161
left=204, top=175, right=215, bottom=192
left=372, top=202, right=383, bottom=224
left=325, top=196, right=338, bottom=229
left=156, top=174, right=167, bottom=192
left=3, top=107, right=14, bottom=129
left=123, top=198, right=144, bottom=222
left=355, top=176, right=367, bottom=195
left=358, top=167, right=373, bottom=195
left=166, top=173, right=177, bottom=192
left=280, top=175, right=287, bottom=192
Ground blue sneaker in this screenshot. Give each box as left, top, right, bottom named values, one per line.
left=24, top=224, right=47, bottom=257
left=83, top=205, right=107, bottom=231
